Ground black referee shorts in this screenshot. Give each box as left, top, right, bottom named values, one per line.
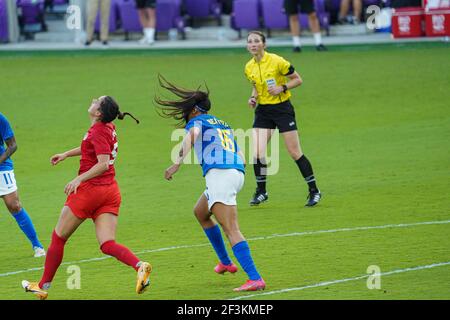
left=135, top=0, right=156, bottom=9
left=253, top=100, right=298, bottom=133
left=284, top=0, right=316, bottom=15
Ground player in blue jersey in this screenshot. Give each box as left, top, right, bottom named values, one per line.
left=0, top=113, right=45, bottom=257
left=155, top=75, right=265, bottom=292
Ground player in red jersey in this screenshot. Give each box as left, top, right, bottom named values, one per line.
left=21, top=96, right=152, bottom=300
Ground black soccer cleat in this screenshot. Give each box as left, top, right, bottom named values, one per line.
left=305, top=190, right=322, bottom=207
left=293, top=46, right=302, bottom=53
left=316, top=44, right=328, bottom=52
left=250, top=191, right=269, bottom=206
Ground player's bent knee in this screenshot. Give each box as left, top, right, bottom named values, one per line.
left=193, top=207, right=203, bottom=220
left=7, top=201, right=22, bottom=214
left=193, top=207, right=210, bottom=222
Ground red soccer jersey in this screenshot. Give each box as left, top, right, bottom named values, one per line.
left=79, top=122, right=118, bottom=185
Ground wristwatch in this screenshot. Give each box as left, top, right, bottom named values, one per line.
left=282, top=85, right=288, bottom=93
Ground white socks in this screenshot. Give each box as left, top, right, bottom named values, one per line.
left=293, top=36, right=301, bottom=47
left=144, top=28, right=155, bottom=44
left=314, top=33, right=322, bottom=46
left=293, top=34, right=322, bottom=47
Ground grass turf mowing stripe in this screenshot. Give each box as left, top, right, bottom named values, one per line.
left=229, top=261, right=450, bottom=300
left=1, top=219, right=449, bottom=278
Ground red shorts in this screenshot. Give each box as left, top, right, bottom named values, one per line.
left=65, top=181, right=121, bottom=220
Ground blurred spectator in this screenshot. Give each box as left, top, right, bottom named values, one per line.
left=338, top=0, right=362, bottom=25
left=85, top=0, right=111, bottom=46
left=44, top=0, right=53, bottom=11
left=136, top=0, right=156, bottom=45
left=220, top=0, right=233, bottom=14
left=16, top=0, right=48, bottom=36
left=284, top=0, right=327, bottom=52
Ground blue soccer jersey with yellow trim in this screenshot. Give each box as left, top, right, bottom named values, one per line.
left=185, top=114, right=245, bottom=176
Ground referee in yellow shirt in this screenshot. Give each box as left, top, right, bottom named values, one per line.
left=245, top=31, right=321, bottom=207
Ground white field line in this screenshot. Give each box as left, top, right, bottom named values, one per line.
left=229, top=261, right=450, bottom=300
left=1, top=219, right=449, bottom=278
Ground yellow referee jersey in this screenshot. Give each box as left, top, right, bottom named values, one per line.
left=244, top=51, right=293, bottom=105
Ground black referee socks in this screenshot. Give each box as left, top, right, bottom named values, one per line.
left=295, top=155, right=319, bottom=193
left=253, top=158, right=267, bottom=193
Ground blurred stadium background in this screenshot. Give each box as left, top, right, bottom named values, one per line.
left=0, top=0, right=449, bottom=48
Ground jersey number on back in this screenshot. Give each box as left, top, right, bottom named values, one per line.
left=216, top=129, right=235, bottom=153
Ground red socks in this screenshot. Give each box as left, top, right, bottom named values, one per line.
left=100, top=240, right=140, bottom=271
left=38, top=234, right=139, bottom=290
left=39, top=231, right=67, bottom=289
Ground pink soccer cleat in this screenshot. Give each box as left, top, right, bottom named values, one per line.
left=233, top=279, right=266, bottom=292
left=214, top=262, right=238, bottom=274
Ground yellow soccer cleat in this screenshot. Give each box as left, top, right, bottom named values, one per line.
left=136, top=262, right=152, bottom=294
left=22, top=280, right=48, bottom=300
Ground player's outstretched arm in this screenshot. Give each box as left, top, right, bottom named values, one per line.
left=165, top=127, right=200, bottom=180
left=50, top=147, right=81, bottom=165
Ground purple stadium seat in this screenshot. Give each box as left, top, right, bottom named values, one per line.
left=185, top=0, right=209, bottom=17
left=94, top=0, right=119, bottom=33
left=232, top=0, right=261, bottom=38
left=156, top=1, right=174, bottom=31
left=16, top=0, right=46, bottom=35
left=260, top=0, right=288, bottom=36
left=363, top=0, right=381, bottom=6
left=261, top=0, right=329, bottom=36
left=156, top=0, right=186, bottom=38
left=184, top=0, right=222, bottom=26
left=17, top=0, right=45, bottom=24
left=117, top=0, right=142, bottom=36
left=0, top=0, right=8, bottom=42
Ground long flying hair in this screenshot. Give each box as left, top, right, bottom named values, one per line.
left=154, top=74, right=211, bottom=128
left=100, top=96, right=140, bottom=124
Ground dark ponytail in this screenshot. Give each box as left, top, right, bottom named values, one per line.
left=117, top=111, right=140, bottom=124
left=154, top=74, right=210, bottom=128
left=100, top=96, right=139, bottom=124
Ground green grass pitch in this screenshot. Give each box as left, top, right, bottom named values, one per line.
left=0, top=42, right=449, bottom=300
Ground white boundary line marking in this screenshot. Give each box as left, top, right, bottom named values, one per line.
left=1, top=219, right=449, bottom=278
left=229, top=261, right=450, bottom=300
